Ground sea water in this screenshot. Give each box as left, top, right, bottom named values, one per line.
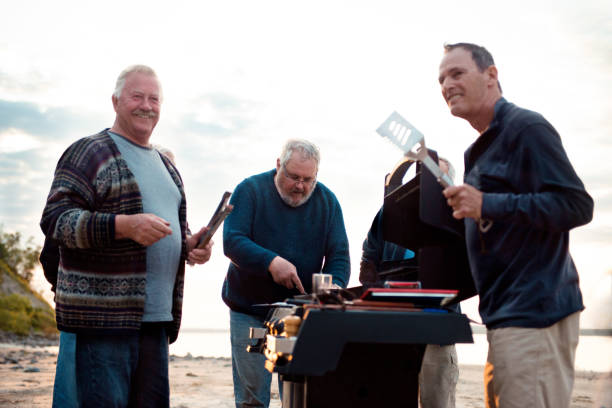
left=170, top=329, right=612, bottom=373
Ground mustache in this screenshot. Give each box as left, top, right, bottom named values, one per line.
left=291, top=181, right=317, bottom=194
left=133, top=109, right=157, bottom=119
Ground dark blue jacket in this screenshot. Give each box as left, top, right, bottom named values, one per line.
left=361, top=208, right=415, bottom=269
left=464, top=98, right=593, bottom=329
left=222, top=169, right=350, bottom=316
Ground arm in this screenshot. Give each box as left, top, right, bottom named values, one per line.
left=445, top=123, right=593, bottom=232
left=223, top=181, right=304, bottom=292
left=222, top=180, right=279, bottom=276
left=223, top=180, right=307, bottom=293
left=40, top=154, right=117, bottom=249
left=483, top=124, right=593, bottom=231
left=115, top=213, right=172, bottom=246
left=185, top=226, right=213, bottom=265
left=359, top=209, right=384, bottom=285
left=41, top=144, right=172, bottom=249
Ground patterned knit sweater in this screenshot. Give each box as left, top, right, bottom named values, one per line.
left=40, top=129, right=188, bottom=342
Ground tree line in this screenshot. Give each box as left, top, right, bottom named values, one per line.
left=0, top=227, right=41, bottom=282
left=0, top=226, right=56, bottom=337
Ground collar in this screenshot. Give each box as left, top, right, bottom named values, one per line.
left=486, top=97, right=508, bottom=134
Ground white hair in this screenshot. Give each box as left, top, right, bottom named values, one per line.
left=152, top=144, right=175, bottom=164
left=113, top=65, right=162, bottom=99
left=279, top=139, right=320, bottom=168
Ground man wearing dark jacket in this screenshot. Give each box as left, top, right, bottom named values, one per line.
left=439, top=43, right=593, bottom=407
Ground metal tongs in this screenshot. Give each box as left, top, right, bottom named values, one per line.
left=196, top=191, right=234, bottom=249
left=405, top=136, right=454, bottom=188
left=376, top=111, right=492, bottom=232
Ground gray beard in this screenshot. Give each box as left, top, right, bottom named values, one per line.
left=274, top=175, right=316, bottom=207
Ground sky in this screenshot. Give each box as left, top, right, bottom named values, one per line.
left=1, top=0, right=611, bottom=329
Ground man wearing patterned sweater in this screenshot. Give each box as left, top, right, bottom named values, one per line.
left=40, top=65, right=212, bottom=407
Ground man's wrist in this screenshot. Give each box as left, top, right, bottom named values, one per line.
left=115, top=214, right=129, bottom=239
left=268, top=256, right=279, bottom=272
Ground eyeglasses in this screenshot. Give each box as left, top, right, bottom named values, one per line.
left=282, top=166, right=316, bottom=186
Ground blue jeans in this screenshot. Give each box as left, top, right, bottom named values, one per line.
left=56, top=323, right=170, bottom=407
left=53, top=331, right=78, bottom=408
left=230, top=310, right=278, bottom=408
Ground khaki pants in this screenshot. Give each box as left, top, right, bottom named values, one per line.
left=419, top=344, right=459, bottom=408
left=484, top=312, right=580, bottom=408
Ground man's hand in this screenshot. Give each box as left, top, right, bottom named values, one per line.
left=268, top=256, right=305, bottom=294
left=115, top=213, right=172, bottom=246
left=443, top=184, right=483, bottom=221
left=186, top=226, right=213, bottom=265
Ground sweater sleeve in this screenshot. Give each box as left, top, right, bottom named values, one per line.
left=481, top=123, right=593, bottom=231
left=222, top=180, right=278, bottom=276
left=40, top=146, right=116, bottom=249
left=321, top=195, right=351, bottom=288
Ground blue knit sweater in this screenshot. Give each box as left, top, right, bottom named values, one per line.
left=222, top=169, right=350, bottom=315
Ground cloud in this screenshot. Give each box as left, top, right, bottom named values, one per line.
left=561, top=0, right=612, bottom=62
left=568, top=188, right=612, bottom=246
left=0, top=99, right=107, bottom=145
left=157, top=92, right=263, bottom=172
left=0, top=128, right=43, bottom=152
left=593, top=190, right=612, bottom=208
left=173, top=92, right=258, bottom=137
left=573, top=226, right=612, bottom=247
left=0, top=148, right=56, bottom=240
left=176, top=114, right=237, bottom=137
left=0, top=69, right=53, bottom=96
left=195, top=92, right=255, bottom=111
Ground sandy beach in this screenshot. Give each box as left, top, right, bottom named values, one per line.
left=1, top=342, right=610, bottom=408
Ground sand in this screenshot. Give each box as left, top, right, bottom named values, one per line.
left=0, top=343, right=610, bottom=407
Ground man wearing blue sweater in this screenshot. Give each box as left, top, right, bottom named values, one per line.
left=222, top=139, right=350, bottom=408
left=440, top=43, right=593, bottom=407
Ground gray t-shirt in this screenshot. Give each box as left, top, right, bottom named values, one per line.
left=110, top=132, right=182, bottom=322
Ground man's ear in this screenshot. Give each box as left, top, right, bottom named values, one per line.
left=486, top=65, right=498, bottom=87
left=112, top=95, right=118, bottom=111
left=276, top=158, right=281, bottom=171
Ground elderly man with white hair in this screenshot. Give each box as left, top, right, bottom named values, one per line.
left=41, top=65, right=212, bottom=407
left=222, top=139, right=351, bottom=408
